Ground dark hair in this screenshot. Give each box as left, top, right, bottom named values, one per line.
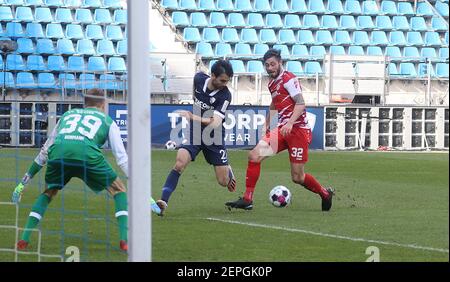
left=211, top=59, right=234, bottom=78
left=263, top=48, right=282, bottom=62
left=84, top=88, right=106, bottom=107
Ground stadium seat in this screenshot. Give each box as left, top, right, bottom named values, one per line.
left=389, top=31, right=407, bottom=46
left=15, top=6, right=34, bottom=22
left=214, top=42, right=233, bottom=57
left=38, top=73, right=56, bottom=89
left=222, top=28, right=240, bottom=43
left=410, top=17, right=428, bottom=32
left=371, top=31, right=389, bottom=46
left=339, top=15, right=357, bottom=30
left=304, top=61, right=323, bottom=75
left=67, top=56, right=86, bottom=71
left=424, top=32, right=442, bottom=47
left=316, top=30, right=334, bottom=45
left=397, top=2, right=414, bottom=16
left=367, top=46, right=383, bottom=56
left=385, top=46, right=402, bottom=60
left=247, top=13, right=264, bottom=28
left=210, top=12, right=228, bottom=28
left=75, top=8, right=93, bottom=24
left=6, top=54, right=26, bottom=71
left=36, top=38, right=55, bottom=54
left=254, top=0, right=271, bottom=12
left=286, top=61, right=303, bottom=76
left=253, top=43, right=269, bottom=57
left=235, top=0, right=253, bottom=12
left=407, top=32, right=424, bottom=46
left=86, top=24, right=104, bottom=40
left=178, top=0, right=197, bottom=11
left=161, top=0, right=178, bottom=10
left=436, top=63, right=449, bottom=78
left=198, top=0, right=215, bottom=11
left=421, top=47, right=438, bottom=61
left=310, top=45, right=326, bottom=57
left=327, top=0, right=344, bottom=14
left=284, top=14, right=301, bottom=29
left=302, top=14, right=320, bottom=29
left=229, top=60, right=245, bottom=73
left=58, top=73, right=77, bottom=89
left=375, top=16, right=392, bottom=31
left=308, top=0, right=326, bottom=14
left=34, top=7, right=52, bottom=23
left=94, top=8, right=112, bottom=24
left=87, top=56, right=106, bottom=72
left=290, top=0, right=307, bottom=13
left=195, top=42, right=214, bottom=58
left=388, top=62, right=398, bottom=75
left=241, top=28, right=259, bottom=44
left=16, top=72, right=37, bottom=89
left=66, top=24, right=85, bottom=40
left=321, top=15, right=338, bottom=30
left=47, top=55, right=66, bottom=71
left=344, top=0, right=362, bottom=15
left=45, top=0, right=63, bottom=7
left=202, top=27, right=221, bottom=43
left=266, top=14, right=283, bottom=29
left=439, top=48, right=449, bottom=61
left=435, top=0, right=449, bottom=17
left=357, top=16, right=375, bottom=30
left=403, top=47, right=421, bottom=61
left=362, top=0, right=379, bottom=15
left=27, top=55, right=46, bottom=72
left=6, top=0, right=25, bottom=4
left=234, top=43, right=253, bottom=59
left=64, top=0, right=81, bottom=7
left=99, top=74, right=119, bottom=90
left=392, top=16, right=410, bottom=31
left=334, top=30, right=352, bottom=45
left=108, top=57, right=126, bottom=72
left=446, top=32, right=449, bottom=46
left=79, top=73, right=97, bottom=89
left=348, top=45, right=364, bottom=55
left=190, top=12, right=208, bottom=27
left=16, top=38, right=35, bottom=54
left=259, top=29, right=277, bottom=44
left=380, top=1, right=397, bottom=16
left=76, top=39, right=96, bottom=56
left=431, top=17, right=448, bottom=32
left=399, top=62, right=417, bottom=77
left=0, top=72, right=15, bottom=88
left=116, top=40, right=127, bottom=56
left=330, top=45, right=346, bottom=55
left=278, top=29, right=296, bottom=45
left=352, top=31, right=370, bottom=46
left=417, top=63, right=435, bottom=77
left=82, top=0, right=101, bottom=8
left=46, top=23, right=64, bottom=39
left=56, top=38, right=76, bottom=55
left=292, top=44, right=309, bottom=57
left=6, top=22, right=24, bottom=37
left=273, top=44, right=290, bottom=59
left=25, top=0, right=44, bottom=5
left=228, top=13, right=246, bottom=28
left=0, top=7, right=13, bottom=22
left=103, top=0, right=122, bottom=9
left=246, top=60, right=265, bottom=73
left=297, top=30, right=315, bottom=45
left=217, top=0, right=234, bottom=11
left=106, top=25, right=124, bottom=41
left=55, top=8, right=73, bottom=23
left=416, top=2, right=434, bottom=17
left=272, top=0, right=289, bottom=13
left=113, top=9, right=127, bottom=25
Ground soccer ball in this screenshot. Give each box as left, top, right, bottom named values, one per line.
left=165, top=140, right=177, bottom=150
left=269, top=186, right=291, bottom=208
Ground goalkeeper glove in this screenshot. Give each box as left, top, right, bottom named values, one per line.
left=12, top=173, right=31, bottom=204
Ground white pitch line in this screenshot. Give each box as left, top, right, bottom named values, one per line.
left=206, top=217, right=449, bottom=254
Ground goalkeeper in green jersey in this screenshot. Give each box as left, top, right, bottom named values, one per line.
left=12, top=88, right=160, bottom=252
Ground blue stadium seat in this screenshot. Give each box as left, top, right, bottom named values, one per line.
left=229, top=60, right=245, bottom=73
left=228, top=13, right=246, bottom=28
left=217, top=0, right=234, bottom=11
left=310, top=45, right=326, bottom=57
left=424, top=32, right=442, bottom=47
left=82, top=0, right=101, bottom=8
left=254, top=0, right=271, bottom=12
left=34, top=7, right=52, bottom=23
left=259, top=29, right=277, bottom=44
left=45, top=0, right=63, bottom=7
left=410, top=17, right=428, bottom=32
left=399, top=62, right=417, bottom=77
left=55, top=8, right=73, bottom=23
left=108, top=57, right=126, bottom=72
left=172, top=11, right=189, bottom=27
left=106, top=25, right=124, bottom=41
left=38, top=73, right=56, bottom=88
left=195, top=42, right=214, bottom=58
left=235, top=0, right=253, bottom=12
left=416, top=2, right=434, bottom=17
left=397, top=2, right=414, bottom=16
left=58, top=73, right=77, bottom=89
left=380, top=1, right=397, bottom=16
left=88, top=56, right=106, bottom=71
left=16, top=38, right=35, bottom=54
left=389, top=31, right=407, bottom=46
left=222, top=28, right=240, bottom=43
left=385, top=46, right=402, bottom=60
left=316, top=30, right=333, bottom=45
left=273, top=44, right=290, bottom=59
left=16, top=72, right=37, bottom=89
left=266, top=14, right=283, bottom=29
left=431, top=17, right=448, bottom=32
left=6, top=0, right=25, bottom=4
left=76, top=39, right=96, bottom=55
left=375, top=16, right=392, bottom=30
left=362, top=0, right=379, bottom=15
left=278, top=29, right=296, bottom=45
left=446, top=32, right=449, bottom=46
left=94, top=8, right=112, bottom=24
left=439, top=48, right=449, bottom=61
left=6, top=22, right=24, bottom=37
left=348, top=46, right=364, bottom=55
left=367, top=46, right=383, bottom=56
left=241, top=28, right=259, bottom=44
left=286, top=61, right=303, bottom=76
left=190, top=12, right=208, bottom=27
left=75, top=9, right=93, bottom=24
left=103, top=0, right=122, bottom=9
left=407, top=31, right=424, bottom=46
left=284, top=14, right=301, bottom=29
left=202, top=27, right=221, bottom=43
left=99, top=74, right=119, bottom=90
left=297, top=30, right=315, bottom=45
left=392, top=16, right=410, bottom=31
left=96, top=39, right=115, bottom=56
left=302, top=14, right=320, bottom=29
left=161, top=0, right=178, bottom=10
left=321, top=15, right=338, bottom=29
left=86, top=24, right=104, bottom=40
left=66, top=24, right=84, bottom=40
left=15, top=6, right=34, bottom=22
left=246, top=60, right=265, bottom=73
left=210, top=12, right=228, bottom=28
left=79, top=73, right=97, bottom=89
left=0, top=7, right=13, bottom=22
left=6, top=54, right=26, bottom=71
left=344, top=0, right=362, bottom=15
left=330, top=45, right=345, bottom=55
left=308, top=0, right=326, bottom=14
left=56, top=38, right=75, bottom=55
left=292, top=44, right=309, bottom=57
left=435, top=0, right=449, bottom=17
left=47, top=55, right=66, bottom=71
left=67, top=55, right=85, bottom=71
left=290, top=0, right=307, bottom=13
left=36, top=38, right=55, bottom=54
left=352, top=31, right=370, bottom=46
left=357, top=16, right=375, bottom=30
left=339, top=15, right=357, bottom=30
left=421, top=47, right=438, bottom=61
left=304, top=61, right=323, bottom=75
left=253, top=43, right=269, bottom=57
left=0, top=72, right=15, bottom=88
left=215, top=42, right=233, bottom=57
left=371, top=31, right=389, bottom=46
left=46, top=23, right=64, bottom=39
left=388, top=63, right=398, bottom=75
left=334, top=30, right=352, bottom=45
left=436, top=63, right=449, bottom=78
left=327, top=0, right=344, bottom=14
left=25, top=0, right=44, bottom=5
left=116, top=40, right=126, bottom=55
left=403, top=47, right=421, bottom=61
left=247, top=13, right=264, bottom=28
left=64, top=0, right=81, bottom=7
left=178, top=0, right=197, bottom=11
left=198, top=0, right=215, bottom=11
left=113, top=9, right=127, bottom=25
left=417, top=63, right=435, bottom=77
left=234, top=43, right=253, bottom=59
left=272, top=0, right=289, bottom=13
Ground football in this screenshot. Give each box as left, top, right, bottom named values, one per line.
left=165, top=140, right=177, bottom=150
left=269, top=186, right=291, bottom=207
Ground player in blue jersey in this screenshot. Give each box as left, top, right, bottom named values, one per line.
left=156, top=60, right=236, bottom=215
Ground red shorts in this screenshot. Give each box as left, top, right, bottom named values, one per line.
left=262, top=127, right=312, bottom=163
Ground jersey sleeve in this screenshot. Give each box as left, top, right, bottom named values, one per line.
left=283, top=76, right=302, bottom=98
left=214, top=91, right=231, bottom=119
left=108, top=121, right=128, bottom=177
left=34, top=120, right=60, bottom=166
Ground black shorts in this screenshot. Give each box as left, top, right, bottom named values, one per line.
left=179, top=144, right=229, bottom=166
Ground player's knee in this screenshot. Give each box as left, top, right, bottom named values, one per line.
left=248, top=149, right=260, bottom=163
left=44, top=189, right=58, bottom=200
left=217, top=176, right=228, bottom=187
left=174, top=159, right=187, bottom=173
left=292, top=173, right=305, bottom=185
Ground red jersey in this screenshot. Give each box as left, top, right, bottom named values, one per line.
left=268, top=70, right=309, bottom=129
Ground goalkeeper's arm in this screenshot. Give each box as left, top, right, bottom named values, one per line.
left=108, top=122, right=128, bottom=177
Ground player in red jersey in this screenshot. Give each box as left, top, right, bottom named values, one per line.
left=225, top=49, right=334, bottom=211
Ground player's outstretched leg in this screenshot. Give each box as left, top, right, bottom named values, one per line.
left=108, top=179, right=128, bottom=251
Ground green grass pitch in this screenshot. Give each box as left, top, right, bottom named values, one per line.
left=0, top=148, right=448, bottom=261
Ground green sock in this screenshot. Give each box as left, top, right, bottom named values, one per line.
left=114, top=192, right=128, bottom=242
left=22, top=194, right=50, bottom=242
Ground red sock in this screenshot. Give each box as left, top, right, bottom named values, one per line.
left=302, top=174, right=329, bottom=199
left=243, top=161, right=261, bottom=202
